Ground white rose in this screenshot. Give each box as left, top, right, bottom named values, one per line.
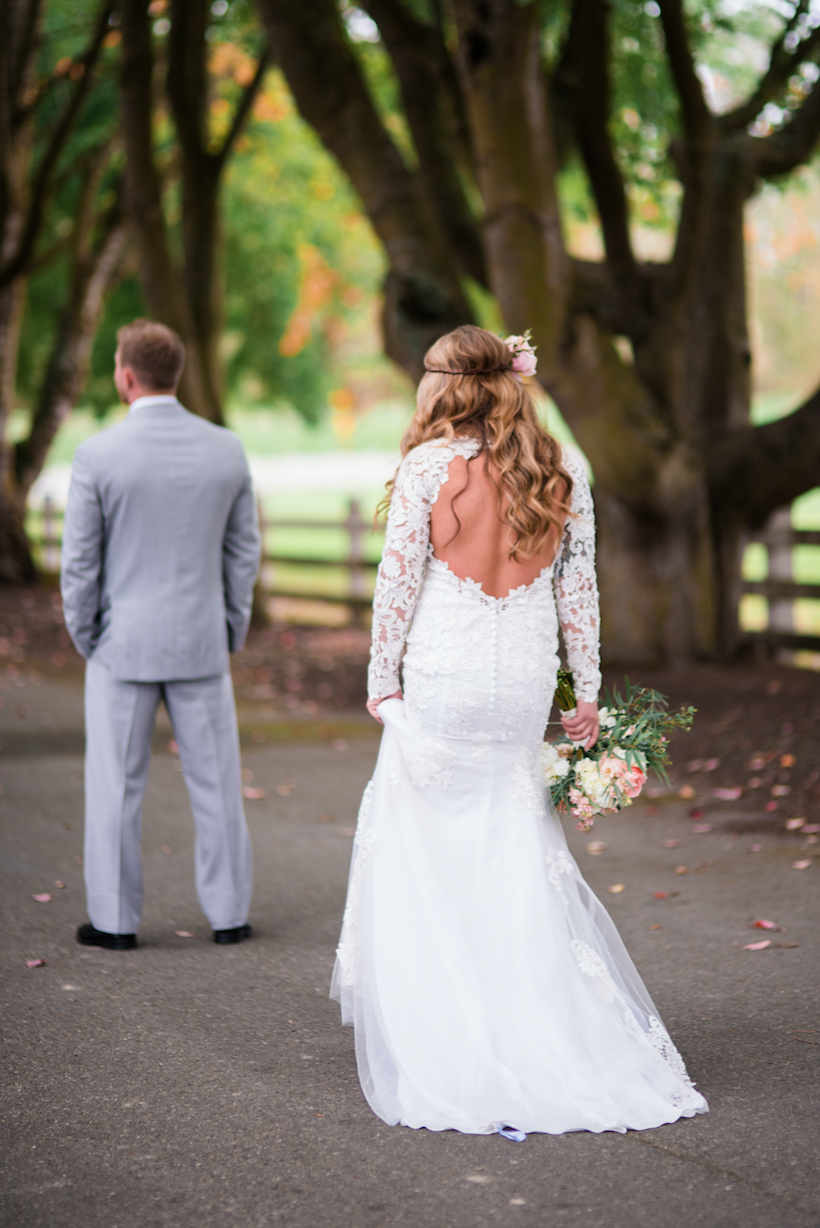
left=541, top=742, right=570, bottom=783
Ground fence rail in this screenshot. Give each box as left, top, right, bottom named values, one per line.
left=25, top=497, right=820, bottom=647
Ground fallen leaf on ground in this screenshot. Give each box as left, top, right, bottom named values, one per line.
left=693, top=823, right=712, bottom=833
left=749, top=844, right=762, bottom=853
left=607, top=884, right=625, bottom=894
left=663, top=839, right=681, bottom=849
left=743, top=940, right=771, bottom=950
left=61, top=984, right=81, bottom=991
left=317, top=813, right=335, bottom=823
left=785, top=817, right=806, bottom=830
left=748, top=756, right=766, bottom=771
left=175, top=930, right=195, bottom=938
left=792, top=860, right=811, bottom=870
left=674, top=866, right=688, bottom=876
left=712, top=787, right=742, bottom=801
left=802, top=824, right=820, bottom=834
left=646, top=806, right=659, bottom=816
left=275, top=779, right=294, bottom=796
left=765, top=802, right=779, bottom=813
left=775, top=942, right=799, bottom=949
left=747, top=777, right=762, bottom=788
left=654, top=891, right=668, bottom=899
left=241, top=768, right=254, bottom=781
left=686, top=760, right=703, bottom=772
left=704, top=758, right=720, bottom=772
left=780, top=753, right=796, bottom=768
left=650, top=924, right=662, bottom=930
left=332, top=739, right=348, bottom=752
left=752, top=919, right=777, bottom=929
left=465, top=1174, right=492, bottom=1185
left=54, top=881, right=65, bottom=889
left=678, top=785, right=695, bottom=799
left=689, top=808, right=704, bottom=819
left=26, top=959, right=45, bottom=968
left=32, top=893, right=51, bottom=903
left=586, top=841, right=607, bottom=855
left=771, top=785, right=791, bottom=797
left=794, top=1035, right=817, bottom=1043
left=242, top=786, right=266, bottom=800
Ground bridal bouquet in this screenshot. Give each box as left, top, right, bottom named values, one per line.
left=542, top=670, right=695, bottom=831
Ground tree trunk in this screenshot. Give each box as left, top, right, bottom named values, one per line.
left=0, top=278, right=36, bottom=581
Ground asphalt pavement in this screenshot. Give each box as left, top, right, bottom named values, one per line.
left=1, top=670, right=818, bottom=1228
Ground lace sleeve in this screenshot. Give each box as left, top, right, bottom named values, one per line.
left=368, top=449, right=439, bottom=701
left=554, top=450, right=602, bottom=704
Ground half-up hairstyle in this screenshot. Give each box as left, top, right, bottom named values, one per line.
left=381, top=325, right=574, bottom=561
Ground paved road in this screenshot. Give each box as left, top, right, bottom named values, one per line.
left=1, top=672, right=818, bottom=1228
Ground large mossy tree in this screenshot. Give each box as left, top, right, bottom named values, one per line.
left=257, top=0, right=820, bottom=663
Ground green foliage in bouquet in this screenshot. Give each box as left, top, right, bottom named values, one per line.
left=545, top=669, right=696, bottom=826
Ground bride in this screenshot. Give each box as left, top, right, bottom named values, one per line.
left=331, top=325, right=708, bottom=1137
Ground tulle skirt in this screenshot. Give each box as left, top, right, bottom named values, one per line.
left=331, top=699, right=708, bottom=1135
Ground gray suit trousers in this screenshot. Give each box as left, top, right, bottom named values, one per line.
left=84, top=659, right=252, bottom=934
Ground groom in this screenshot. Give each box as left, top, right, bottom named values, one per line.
left=61, top=319, right=261, bottom=950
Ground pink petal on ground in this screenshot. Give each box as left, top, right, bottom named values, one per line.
left=689, top=808, right=704, bottom=819
left=175, top=930, right=195, bottom=938
left=339, top=827, right=356, bottom=836
left=785, top=818, right=805, bottom=830
left=168, top=739, right=179, bottom=754
left=26, top=959, right=45, bottom=968
left=752, top=919, right=777, bottom=929
left=743, top=940, right=771, bottom=950
left=32, top=893, right=51, bottom=903
left=712, top=787, right=742, bottom=801
left=663, top=839, right=681, bottom=848
left=678, top=785, right=695, bottom=799
left=653, top=891, right=668, bottom=899
left=242, top=786, right=266, bottom=800
left=673, top=865, right=688, bottom=875
left=802, top=824, right=820, bottom=834
left=704, top=758, right=720, bottom=772
left=607, top=884, right=625, bottom=894
left=749, top=844, right=762, bottom=852
left=792, top=860, right=812, bottom=870
left=693, top=823, right=712, bottom=833
left=765, top=802, right=779, bottom=813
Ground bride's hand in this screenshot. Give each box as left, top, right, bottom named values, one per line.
left=561, top=699, right=599, bottom=750
left=366, top=691, right=403, bottom=723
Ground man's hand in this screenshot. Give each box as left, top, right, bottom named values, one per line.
left=366, top=691, right=403, bottom=723
left=561, top=699, right=599, bottom=750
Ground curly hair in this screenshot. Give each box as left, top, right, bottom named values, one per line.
left=380, top=325, right=574, bottom=561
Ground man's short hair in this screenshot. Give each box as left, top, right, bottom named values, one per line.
left=117, top=319, right=186, bottom=392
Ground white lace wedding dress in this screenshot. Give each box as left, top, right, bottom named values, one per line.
left=331, top=438, right=708, bottom=1135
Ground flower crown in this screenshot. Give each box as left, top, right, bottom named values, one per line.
left=425, top=330, right=537, bottom=380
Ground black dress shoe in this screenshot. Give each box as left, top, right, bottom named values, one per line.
left=213, top=923, right=252, bottom=945
left=77, top=923, right=137, bottom=951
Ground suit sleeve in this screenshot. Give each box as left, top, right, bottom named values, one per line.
left=60, top=445, right=104, bottom=659
left=222, top=457, right=261, bottom=653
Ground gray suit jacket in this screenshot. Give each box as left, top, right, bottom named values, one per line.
left=61, top=396, right=261, bottom=682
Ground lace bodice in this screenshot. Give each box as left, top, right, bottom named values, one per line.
left=368, top=438, right=601, bottom=704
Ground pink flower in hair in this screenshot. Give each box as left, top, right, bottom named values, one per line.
left=504, top=331, right=537, bottom=379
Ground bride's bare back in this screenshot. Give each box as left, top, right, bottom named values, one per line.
left=430, top=453, right=568, bottom=599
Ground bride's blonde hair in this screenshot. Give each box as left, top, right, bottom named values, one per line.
left=380, top=325, right=574, bottom=561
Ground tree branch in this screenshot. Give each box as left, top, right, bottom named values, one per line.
left=709, top=388, right=820, bottom=527
left=215, top=43, right=270, bottom=168
left=0, top=1, right=112, bottom=287
left=554, top=0, right=642, bottom=321
left=360, top=0, right=486, bottom=286
left=657, top=0, right=712, bottom=141
left=256, top=0, right=471, bottom=380
left=748, top=74, right=820, bottom=177
left=719, top=4, right=820, bottom=133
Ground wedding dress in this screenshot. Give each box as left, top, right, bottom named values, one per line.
left=331, top=438, right=708, bottom=1135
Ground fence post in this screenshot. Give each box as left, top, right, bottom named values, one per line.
left=43, top=496, right=58, bottom=574
left=767, top=506, right=794, bottom=637
left=252, top=497, right=270, bottom=626
left=346, top=498, right=367, bottom=621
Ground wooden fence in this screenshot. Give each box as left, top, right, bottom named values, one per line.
left=742, top=507, right=820, bottom=656
left=25, top=497, right=820, bottom=649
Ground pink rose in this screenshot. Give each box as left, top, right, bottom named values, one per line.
left=504, top=333, right=538, bottom=378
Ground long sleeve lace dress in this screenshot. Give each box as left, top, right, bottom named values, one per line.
left=330, top=438, right=708, bottom=1136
